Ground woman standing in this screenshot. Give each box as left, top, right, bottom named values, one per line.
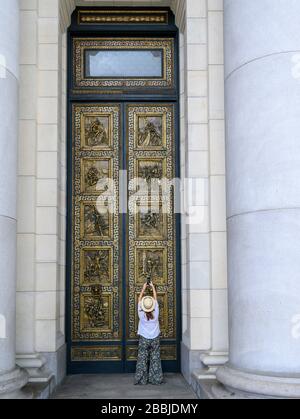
left=134, top=282, right=164, bottom=385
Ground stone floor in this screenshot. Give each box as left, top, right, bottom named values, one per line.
left=52, top=373, right=197, bottom=399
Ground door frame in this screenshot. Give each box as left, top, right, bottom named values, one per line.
left=66, top=6, right=181, bottom=374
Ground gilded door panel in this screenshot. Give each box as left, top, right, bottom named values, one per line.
left=135, top=157, right=167, bottom=183
left=127, top=104, right=176, bottom=350
left=71, top=104, right=121, bottom=349
left=81, top=112, right=114, bottom=150
left=80, top=247, right=113, bottom=286
left=135, top=201, right=168, bottom=241
left=135, top=246, right=168, bottom=285
left=80, top=157, right=113, bottom=195
left=134, top=112, right=167, bottom=151
left=80, top=200, right=113, bottom=240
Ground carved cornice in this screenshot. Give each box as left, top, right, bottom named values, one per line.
left=171, top=0, right=186, bottom=32
left=60, top=0, right=76, bottom=33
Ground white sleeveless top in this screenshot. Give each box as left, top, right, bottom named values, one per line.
left=137, top=300, right=160, bottom=340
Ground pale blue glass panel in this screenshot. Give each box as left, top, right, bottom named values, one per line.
left=85, top=50, right=163, bottom=78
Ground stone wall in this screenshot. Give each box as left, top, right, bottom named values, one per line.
left=17, top=0, right=66, bottom=384
left=178, top=0, right=228, bottom=382
left=16, top=0, right=228, bottom=385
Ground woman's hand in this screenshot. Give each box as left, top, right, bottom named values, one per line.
left=149, top=282, right=157, bottom=300
left=139, top=282, right=148, bottom=303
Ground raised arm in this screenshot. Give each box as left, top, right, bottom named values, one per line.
left=150, top=282, right=157, bottom=301
left=138, top=283, right=148, bottom=303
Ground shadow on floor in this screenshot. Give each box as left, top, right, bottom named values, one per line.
left=52, top=373, right=197, bottom=399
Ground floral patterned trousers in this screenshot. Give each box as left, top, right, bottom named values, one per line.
left=134, top=336, right=164, bottom=385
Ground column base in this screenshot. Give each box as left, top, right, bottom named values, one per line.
left=216, top=364, right=300, bottom=399
left=16, top=354, right=54, bottom=384
left=198, top=352, right=229, bottom=379
left=0, top=367, right=28, bottom=397
left=180, top=341, right=204, bottom=384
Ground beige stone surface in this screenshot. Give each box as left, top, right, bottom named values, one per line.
left=15, top=0, right=228, bottom=389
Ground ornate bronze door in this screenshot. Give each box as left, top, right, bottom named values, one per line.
left=67, top=8, right=180, bottom=374
left=125, top=104, right=178, bottom=367
left=70, top=104, right=123, bottom=371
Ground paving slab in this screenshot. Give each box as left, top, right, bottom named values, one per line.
left=52, top=373, right=197, bottom=399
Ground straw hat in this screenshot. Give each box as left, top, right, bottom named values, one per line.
left=141, top=296, right=155, bottom=313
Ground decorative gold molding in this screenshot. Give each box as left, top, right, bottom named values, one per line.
left=78, top=10, right=169, bottom=25
left=126, top=345, right=177, bottom=361
left=71, top=90, right=124, bottom=95
left=72, top=346, right=122, bottom=362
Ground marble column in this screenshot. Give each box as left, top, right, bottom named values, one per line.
left=217, top=0, right=300, bottom=398
left=0, top=0, right=28, bottom=396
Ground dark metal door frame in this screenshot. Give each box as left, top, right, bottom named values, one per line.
left=66, top=6, right=181, bottom=374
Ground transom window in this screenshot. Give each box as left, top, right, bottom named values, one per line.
left=85, top=49, right=163, bottom=78
left=73, top=38, right=175, bottom=91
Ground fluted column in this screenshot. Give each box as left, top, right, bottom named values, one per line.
left=217, top=0, right=300, bottom=398
left=0, top=0, right=28, bottom=397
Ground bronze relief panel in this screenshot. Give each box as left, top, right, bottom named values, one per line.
left=135, top=157, right=166, bottom=184
left=80, top=247, right=113, bottom=287
left=80, top=289, right=112, bottom=333
left=81, top=113, right=113, bottom=150
left=135, top=114, right=167, bottom=151
left=135, top=201, right=168, bottom=241
left=80, top=201, right=112, bottom=240
left=135, top=247, right=168, bottom=286
left=81, top=157, right=112, bottom=195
